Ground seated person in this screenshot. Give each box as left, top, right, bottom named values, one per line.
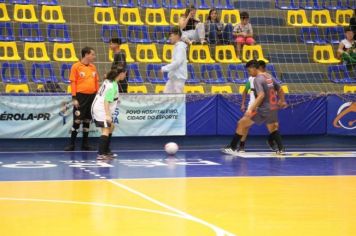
left=179, top=5, right=206, bottom=45
left=205, top=8, right=224, bottom=44
left=337, top=27, right=356, bottom=66
left=233, top=11, right=255, bottom=55
left=349, top=9, right=356, bottom=40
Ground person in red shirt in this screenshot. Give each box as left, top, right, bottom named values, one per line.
left=64, top=47, right=99, bottom=151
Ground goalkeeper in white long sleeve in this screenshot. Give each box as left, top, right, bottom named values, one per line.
left=161, top=27, right=188, bottom=94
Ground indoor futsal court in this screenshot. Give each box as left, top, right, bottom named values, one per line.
left=0, top=136, right=356, bottom=236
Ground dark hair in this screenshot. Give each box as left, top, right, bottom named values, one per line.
left=81, top=46, right=94, bottom=58
left=185, top=5, right=196, bottom=17
left=106, top=70, right=118, bottom=81
left=116, top=66, right=126, bottom=75
left=207, top=8, right=220, bottom=22
left=240, top=11, right=250, bottom=19
left=257, top=60, right=266, bottom=69
left=245, top=59, right=259, bottom=69
left=344, top=26, right=352, bottom=32
left=110, top=38, right=122, bottom=45
left=169, top=26, right=182, bottom=37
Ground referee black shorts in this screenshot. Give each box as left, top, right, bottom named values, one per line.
left=73, top=93, right=96, bottom=121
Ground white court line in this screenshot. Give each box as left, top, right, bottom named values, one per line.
left=107, top=179, right=236, bottom=236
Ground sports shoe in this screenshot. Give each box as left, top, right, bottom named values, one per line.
left=238, top=146, right=245, bottom=153
left=276, top=150, right=286, bottom=155
left=64, top=144, right=75, bottom=151
left=106, top=152, right=118, bottom=158
left=221, top=146, right=240, bottom=156
left=267, top=140, right=277, bottom=152
left=97, top=154, right=112, bottom=160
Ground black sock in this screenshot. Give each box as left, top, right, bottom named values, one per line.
left=82, top=131, right=89, bottom=146
left=98, top=135, right=109, bottom=155
left=267, top=133, right=275, bottom=147
left=107, top=133, right=112, bottom=153
left=69, top=130, right=78, bottom=145
left=271, top=131, right=283, bottom=151
left=239, top=141, right=245, bottom=150
left=230, top=133, right=242, bottom=150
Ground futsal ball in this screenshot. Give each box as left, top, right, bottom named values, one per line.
left=165, top=142, right=179, bottom=155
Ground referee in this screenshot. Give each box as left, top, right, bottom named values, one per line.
left=109, top=38, right=128, bottom=93
left=64, top=47, right=99, bottom=151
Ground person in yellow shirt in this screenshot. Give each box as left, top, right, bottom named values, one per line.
left=64, top=47, right=99, bottom=151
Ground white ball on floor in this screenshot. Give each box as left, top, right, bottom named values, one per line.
left=165, top=142, right=179, bottom=155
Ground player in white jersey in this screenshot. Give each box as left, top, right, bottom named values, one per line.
left=92, top=68, right=127, bottom=160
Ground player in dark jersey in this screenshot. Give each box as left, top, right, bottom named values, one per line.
left=222, top=60, right=287, bottom=155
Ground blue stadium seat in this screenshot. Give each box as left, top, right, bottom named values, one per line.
left=299, top=0, right=323, bottom=9
left=113, top=0, right=135, bottom=7
left=19, top=23, right=45, bottom=42
left=138, top=0, right=161, bottom=8
left=266, top=64, right=282, bottom=83
left=31, top=63, right=58, bottom=83
left=127, top=63, right=144, bottom=83
left=153, top=26, right=171, bottom=44
left=201, top=64, right=226, bottom=84
left=250, top=17, right=285, bottom=26
left=235, top=0, right=271, bottom=9
left=347, top=0, right=356, bottom=9
left=37, top=0, right=58, bottom=5
left=101, top=25, right=126, bottom=43
left=146, top=64, right=168, bottom=84
left=227, top=64, right=248, bottom=84
left=127, top=26, right=152, bottom=44
left=47, top=24, right=71, bottom=42
left=275, top=0, right=299, bottom=10
left=191, top=0, right=210, bottom=9
left=1, top=62, right=28, bottom=83
left=281, top=72, right=325, bottom=83
left=300, top=27, right=326, bottom=44
left=60, top=63, right=72, bottom=84
left=162, top=0, right=184, bottom=8
left=187, top=64, right=200, bottom=84
left=9, top=0, right=31, bottom=4
left=213, top=0, right=234, bottom=9
left=87, top=0, right=111, bottom=7
left=322, top=0, right=348, bottom=10
left=327, top=65, right=353, bottom=83
left=268, top=53, right=311, bottom=63
left=325, top=27, right=345, bottom=44
left=0, top=22, right=15, bottom=41
left=256, top=34, right=298, bottom=44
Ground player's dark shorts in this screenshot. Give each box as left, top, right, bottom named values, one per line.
left=251, top=110, right=278, bottom=125
left=94, top=119, right=112, bottom=128
left=73, top=93, right=96, bottom=121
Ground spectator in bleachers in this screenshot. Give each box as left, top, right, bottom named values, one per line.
left=350, top=9, right=356, bottom=40
left=337, top=27, right=356, bottom=67
left=233, top=11, right=255, bottom=55
left=205, top=8, right=224, bottom=45
left=109, top=38, right=128, bottom=93
left=179, top=5, right=207, bottom=44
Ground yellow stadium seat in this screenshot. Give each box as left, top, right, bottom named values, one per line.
left=0, top=3, right=10, bottom=22
left=215, top=45, right=242, bottom=64
left=94, top=7, right=118, bottom=25
left=128, top=85, right=148, bottom=93
left=287, top=10, right=312, bottom=27
left=0, top=42, right=21, bottom=61
left=162, top=44, right=174, bottom=63
left=221, top=9, right=241, bottom=24
left=281, top=85, right=289, bottom=93
left=311, top=10, right=337, bottom=27
left=119, top=7, right=143, bottom=26
left=335, top=10, right=354, bottom=27
left=13, top=4, right=38, bottom=22
left=67, top=85, right=71, bottom=94
left=24, top=42, right=50, bottom=61
left=196, top=9, right=209, bottom=23
left=313, top=45, right=340, bottom=64
left=41, top=5, right=66, bottom=24
left=242, top=44, right=269, bottom=63
left=145, top=8, right=169, bottom=26
left=136, top=44, right=162, bottom=63
left=184, top=85, right=205, bottom=94
left=53, top=43, right=79, bottom=62
left=189, top=44, right=215, bottom=64
left=155, top=85, right=165, bottom=93
left=238, top=85, right=246, bottom=94
left=170, top=9, right=185, bottom=26
left=5, top=84, right=29, bottom=93
left=211, top=85, right=233, bottom=94
left=344, top=85, right=356, bottom=93
left=109, top=44, right=135, bottom=63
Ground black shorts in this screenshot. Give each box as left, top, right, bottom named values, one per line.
left=251, top=110, right=278, bottom=125
left=73, top=93, right=96, bottom=121
left=94, top=119, right=112, bottom=128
